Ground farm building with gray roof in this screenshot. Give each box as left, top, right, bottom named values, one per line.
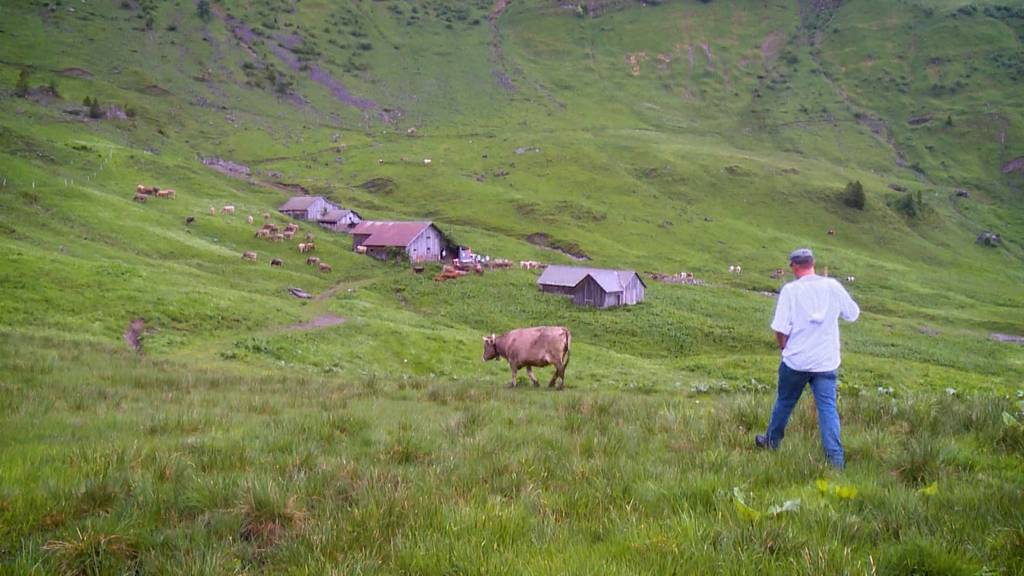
left=537, top=265, right=646, bottom=308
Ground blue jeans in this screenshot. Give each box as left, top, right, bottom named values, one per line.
left=765, top=362, right=844, bottom=469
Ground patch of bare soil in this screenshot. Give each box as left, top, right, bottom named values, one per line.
left=123, top=318, right=144, bottom=351
left=990, top=333, right=1024, bottom=344
left=761, top=31, right=785, bottom=65
left=287, top=314, right=347, bottom=332
left=59, top=67, right=92, bottom=78
left=200, top=156, right=251, bottom=178
left=525, top=232, right=590, bottom=261
left=1001, top=157, right=1024, bottom=174
left=140, top=84, right=172, bottom=96
left=359, top=177, right=397, bottom=195
left=907, top=113, right=933, bottom=126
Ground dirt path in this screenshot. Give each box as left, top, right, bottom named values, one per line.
left=489, top=0, right=515, bottom=91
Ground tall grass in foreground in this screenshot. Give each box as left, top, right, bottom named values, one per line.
left=1, top=331, right=1022, bottom=574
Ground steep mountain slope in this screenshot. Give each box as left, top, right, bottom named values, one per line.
left=0, top=0, right=1021, bottom=380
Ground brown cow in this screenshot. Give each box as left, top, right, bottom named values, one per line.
left=306, top=256, right=320, bottom=266
left=318, top=262, right=332, bottom=273
left=270, top=258, right=283, bottom=267
left=155, top=189, right=175, bottom=199
left=483, top=326, right=571, bottom=389
left=242, top=251, right=257, bottom=261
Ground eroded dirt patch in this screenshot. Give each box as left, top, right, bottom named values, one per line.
left=287, top=314, right=347, bottom=332
left=526, top=232, right=590, bottom=261
left=59, top=67, right=93, bottom=78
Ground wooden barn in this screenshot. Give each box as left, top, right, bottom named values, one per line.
left=350, top=221, right=448, bottom=262
left=318, top=209, right=362, bottom=233
left=537, top=265, right=646, bottom=308
left=278, top=195, right=339, bottom=221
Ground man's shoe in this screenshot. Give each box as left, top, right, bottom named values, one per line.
left=755, top=434, right=769, bottom=449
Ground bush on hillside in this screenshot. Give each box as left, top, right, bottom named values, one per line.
left=892, top=191, right=923, bottom=218
left=196, top=0, right=211, bottom=21
left=841, top=180, right=866, bottom=210
left=15, top=68, right=30, bottom=97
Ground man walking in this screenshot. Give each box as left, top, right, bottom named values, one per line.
left=756, top=248, right=860, bottom=469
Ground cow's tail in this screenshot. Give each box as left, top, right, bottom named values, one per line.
left=562, top=328, right=571, bottom=369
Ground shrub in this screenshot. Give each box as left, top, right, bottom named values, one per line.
left=892, top=191, right=922, bottom=218
left=841, top=180, right=866, bottom=210
left=87, top=97, right=104, bottom=119
left=196, top=0, right=211, bottom=21
left=15, top=68, right=30, bottom=97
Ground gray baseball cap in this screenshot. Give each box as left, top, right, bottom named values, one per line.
left=789, top=248, right=814, bottom=264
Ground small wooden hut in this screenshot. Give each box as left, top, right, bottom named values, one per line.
left=278, top=195, right=339, bottom=221
left=537, top=265, right=646, bottom=309
left=318, top=209, right=362, bottom=233
left=350, top=221, right=448, bottom=262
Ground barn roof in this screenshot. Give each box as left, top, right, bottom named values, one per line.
left=351, top=221, right=435, bottom=247
left=278, top=195, right=325, bottom=211
left=318, top=209, right=357, bottom=223
left=537, top=265, right=645, bottom=292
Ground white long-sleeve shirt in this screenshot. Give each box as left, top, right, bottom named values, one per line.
left=771, top=274, right=860, bottom=372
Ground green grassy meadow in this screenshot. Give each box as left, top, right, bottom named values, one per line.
left=1, top=0, right=1023, bottom=573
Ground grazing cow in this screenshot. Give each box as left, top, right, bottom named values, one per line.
left=318, top=262, right=332, bottom=273
left=155, top=189, right=175, bottom=199
left=355, top=245, right=367, bottom=254
left=221, top=205, right=235, bottom=215
left=270, top=258, right=283, bottom=267
left=133, top=193, right=147, bottom=203
left=136, top=184, right=146, bottom=194
left=247, top=215, right=254, bottom=224
left=185, top=216, right=195, bottom=225
left=242, top=251, right=257, bottom=261
left=378, top=158, right=384, bottom=165
left=483, top=326, right=571, bottom=389
left=209, top=206, right=216, bottom=216
left=273, top=233, right=285, bottom=242
left=845, top=275, right=856, bottom=283
left=423, top=158, right=432, bottom=165
left=827, top=228, right=836, bottom=236
left=261, top=223, right=279, bottom=233
left=306, top=256, right=321, bottom=266
left=283, top=230, right=295, bottom=240
left=284, top=223, right=298, bottom=232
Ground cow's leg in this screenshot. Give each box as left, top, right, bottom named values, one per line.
left=548, top=364, right=559, bottom=388
left=508, top=363, right=518, bottom=388
left=557, top=363, right=566, bottom=390
left=527, top=367, right=539, bottom=387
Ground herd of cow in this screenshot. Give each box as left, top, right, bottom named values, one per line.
left=131, top=184, right=332, bottom=273
left=132, top=184, right=175, bottom=202
left=243, top=218, right=332, bottom=273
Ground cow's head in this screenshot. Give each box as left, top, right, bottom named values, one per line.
left=482, top=334, right=498, bottom=361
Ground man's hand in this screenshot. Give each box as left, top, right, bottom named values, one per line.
left=774, top=331, right=788, bottom=351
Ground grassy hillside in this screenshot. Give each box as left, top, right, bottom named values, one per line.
left=1, top=0, right=1023, bottom=572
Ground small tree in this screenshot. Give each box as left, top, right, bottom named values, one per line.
left=841, top=180, right=866, bottom=210
left=15, top=68, right=30, bottom=97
